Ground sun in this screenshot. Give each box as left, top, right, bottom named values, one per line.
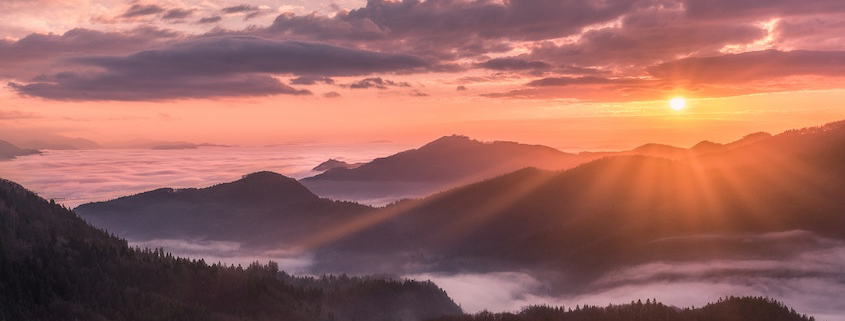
left=669, top=97, right=686, bottom=111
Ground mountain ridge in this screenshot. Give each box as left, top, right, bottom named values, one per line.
left=0, top=139, right=40, bottom=160
left=73, top=119, right=845, bottom=295
left=305, top=119, right=845, bottom=284
left=0, top=177, right=462, bottom=321
left=75, top=171, right=372, bottom=244
left=305, top=134, right=578, bottom=182
left=300, top=135, right=588, bottom=204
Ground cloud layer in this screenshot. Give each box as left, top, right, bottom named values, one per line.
left=409, top=231, right=845, bottom=320
left=3, top=0, right=845, bottom=101
left=10, top=36, right=429, bottom=100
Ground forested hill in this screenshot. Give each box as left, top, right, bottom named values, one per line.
left=428, top=297, right=815, bottom=321
left=74, top=171, right=373, bottom=244
left=0, top=178, right=461, bottom=321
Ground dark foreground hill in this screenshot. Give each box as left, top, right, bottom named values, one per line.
left=0, top=178, right=816, bottom=321
left=0, top=178, right=461, bottom=321
left=429, top=297, right=814, bottom=321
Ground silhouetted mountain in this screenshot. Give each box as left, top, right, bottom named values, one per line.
left=725, top=131, right=773, bottom=149
left=583, top=131, right=775, bottom=161
left=75, top=171, right=373, bottom=245
left=106, top=139, right=234, bottom=149
left=307, top=135, right=579, bottom=182
left=690, top=140, right=723, bottom=153
left=18, top=136, right=101, bottom=150
left=0, top=139, right=40, bottom=160
left=150, top=143, right=236, bottom=150
left=430, top=297, right=814, bottom=321
left=74, top=120, right=845, bottom=295
left=633, top=131, right=773, bottom=158
left=302, top=135, right=587, bottom=204
left=629, top=143, right=688, bottom=158
left=0, top=178, right=461, bottom=321
left=313, top=159, right=363, bottom=172
left=307, top=120, right=845, bottom=284
left=151, top=143, right=199, bottom=150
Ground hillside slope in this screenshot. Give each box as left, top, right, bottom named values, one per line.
left=429, top=297, right=814, bottom=321
left=302, top=135, right=587, bottom=204
left=0, top=139, right=39, bottom=160
left=310, top=120, right=845, bottom=282
left=0, top=178, right=461, bottom=321
left=75, top=171, right=373, bottom=244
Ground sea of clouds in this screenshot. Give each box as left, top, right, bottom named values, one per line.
left=2, top=147, right=845, bottom=320
left=410, top=237, right=845, bottom=320
left=0, top=144, right=403, bottom=207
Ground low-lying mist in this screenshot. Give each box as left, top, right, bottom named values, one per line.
left=0, top=145, right=401, bottom=207
left=140, top=230, right=845, bottom=321
left=129, top=239, right=315, bottom=274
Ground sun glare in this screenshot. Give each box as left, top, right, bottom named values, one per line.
left=670, top=97, right=686, bottom=111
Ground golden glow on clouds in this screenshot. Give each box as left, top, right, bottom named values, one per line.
left=1, top=0, right=845, bottom=151
left=4, top=88, right=845, bottom=151
left=719, top=18, right=779, bottom=54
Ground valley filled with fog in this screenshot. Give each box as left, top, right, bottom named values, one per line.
left=5, top=134, right=845, bottom=320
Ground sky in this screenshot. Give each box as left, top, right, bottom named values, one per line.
left=3, top=0, right=845, bottom=150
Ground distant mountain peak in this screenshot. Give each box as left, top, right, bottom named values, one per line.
left=304, top=135, right=577, bottom=185
left=74, top=171, right=373, bottom=242
left=227, top=171, right=318, bottom=200
left=421, top=135, right=477, bottom=148
left=438, top=134, right=472, bottom=141
left=691, top=140, right=723, bottom=151
left=632, top=143, right=684, bottom=152
left=741, top=131, right=773, bottom=140
left=725, top=131, right=773, bottom=150
left=240, top=170, right=291, bottom=181
left=0, top=139, right=40, bottom=160
left=313, top=159, right=362, bottom=172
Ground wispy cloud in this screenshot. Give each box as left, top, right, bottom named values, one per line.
left=120, top=4, right=165, bottom=18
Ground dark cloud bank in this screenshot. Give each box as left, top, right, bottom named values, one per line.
left=9, top=36, right=429, bottom=101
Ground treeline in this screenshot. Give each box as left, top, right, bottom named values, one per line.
left=0, top=178, right=460, bottom=321
left=428, top=297, right=814, bottom=321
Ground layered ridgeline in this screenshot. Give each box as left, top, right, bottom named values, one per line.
left=13, top=136, right=101, bottom=150
left=0, top=178, right=816, bottom=320
left=431, top=297, right=814, bottom=321
left=75, top=120, right=845, bottom=288
left=581, top=131, right=773, bottom=160
left=0, top=178, right=461, bottom=321
left=307, top=135, right=579, bottom=182
left=315, top=120, right=845, bottom=279
left=76, top=171, right=374, bottom=245
left=302, top=133, right=775, bottom=204
left=0, top=139, right=39, bottom=160
left=301, top=135, right=588, bottom=204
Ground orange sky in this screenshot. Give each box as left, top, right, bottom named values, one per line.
left=2, top=0, right=845, bottom=150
